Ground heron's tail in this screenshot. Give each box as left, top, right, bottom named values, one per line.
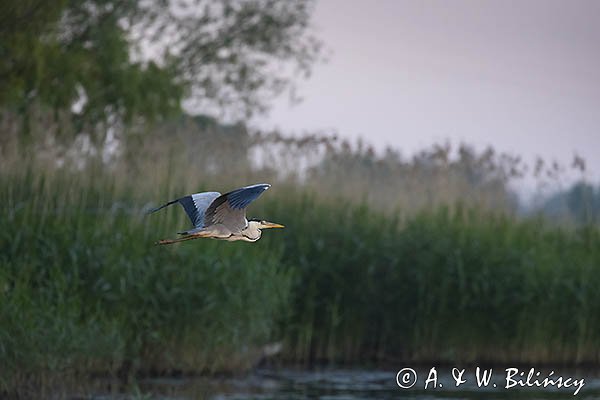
left=146, top=199, right=179, bottom=215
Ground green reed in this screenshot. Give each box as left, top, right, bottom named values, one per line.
left=0, top=168, right=291, bottom=395
left=270, top=198, right=600, bottom=365
left=1, top=163, right=600, bottom=396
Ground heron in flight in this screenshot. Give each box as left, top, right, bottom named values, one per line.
left=148, top=183, right=284, bottom=245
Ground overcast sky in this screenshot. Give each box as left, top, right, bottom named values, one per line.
left=252, top=0, right=600, bottom=186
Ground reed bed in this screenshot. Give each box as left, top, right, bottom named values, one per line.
left=0, top=167, right=291, bottom=395
left=1, top=121, right=599, bottom=396
left=273, top=199, right=600, bottom=365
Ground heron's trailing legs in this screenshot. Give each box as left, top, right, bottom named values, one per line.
left=155, top=232, right=210, bottom=245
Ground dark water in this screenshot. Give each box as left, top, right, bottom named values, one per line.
left=112, top=367, right=600, bottom=399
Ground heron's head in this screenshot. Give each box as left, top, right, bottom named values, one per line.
left=248, top=219, right=285, bottom=230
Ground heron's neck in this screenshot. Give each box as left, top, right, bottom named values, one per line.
left=242, top=222, right=262, bottom=241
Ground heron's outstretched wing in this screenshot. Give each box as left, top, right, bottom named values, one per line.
left=147, top=191, right=221, bottom=227
left=204, top=183, right=271, bottom=231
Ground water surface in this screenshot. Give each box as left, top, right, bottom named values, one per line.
left=128, top=367, right=600, bottom=399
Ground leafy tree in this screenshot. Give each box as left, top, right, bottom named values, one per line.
left=145, top=0, right=323, bottom=118
left=0, top=0, right=322, bottom=142
left=566, top=182, right=598, bottom=224
left=541, top=181, right=599, bottom=225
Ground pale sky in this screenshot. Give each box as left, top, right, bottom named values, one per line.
left=252, top=0, right=600, bottom=186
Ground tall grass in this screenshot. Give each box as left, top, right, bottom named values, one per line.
left=0, top=167, right=291, bottom=396
left=272, top=199, right=600, bottom=365
left=1, top=121, right=600, bottom=396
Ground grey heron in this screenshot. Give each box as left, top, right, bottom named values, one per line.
left=148, top=183, right=284, bottom=245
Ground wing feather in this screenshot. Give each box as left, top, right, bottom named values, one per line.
left=204, top=183, right=270, bottom=231
left=189, top=192, right=221, bottom=226
left=148, top=191, right=221, bottom=228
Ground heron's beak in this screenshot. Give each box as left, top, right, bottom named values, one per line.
left=262, top=221, right=285, bottom=229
